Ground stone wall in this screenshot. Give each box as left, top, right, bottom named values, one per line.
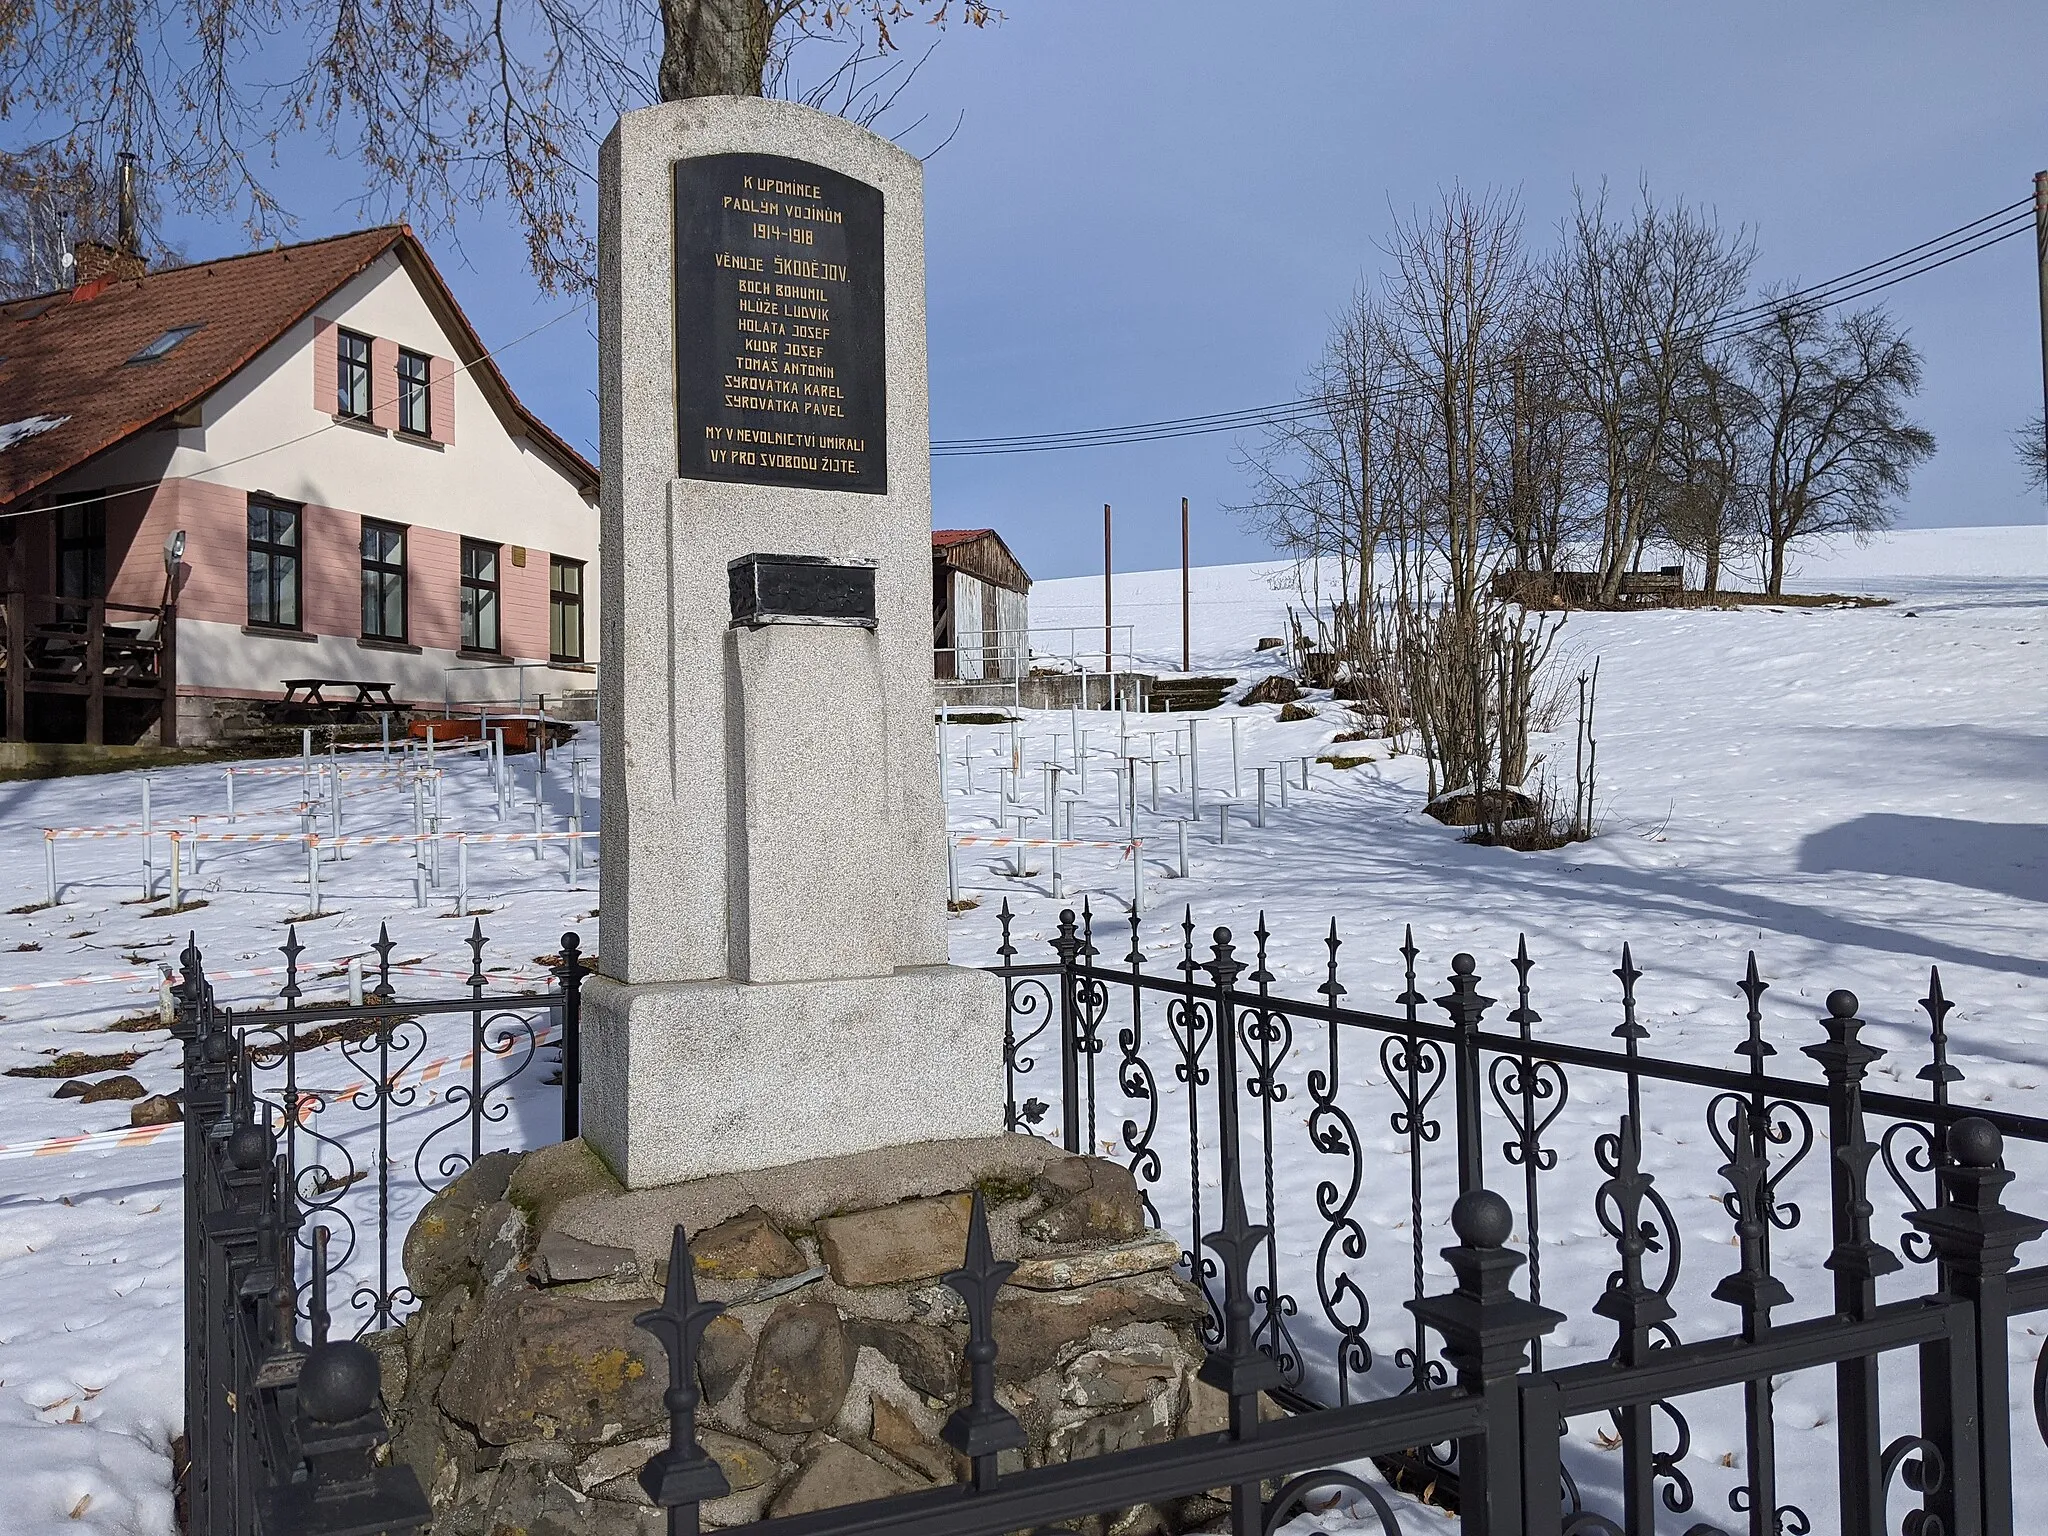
left=371, top=1134, right=1242, bottom=1534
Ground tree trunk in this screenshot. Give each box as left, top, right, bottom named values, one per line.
left=1767, top=536, right=1787, bottom=597
left=1704, top=529, right=1721, bottom=596
left=659, top=0, right=773, bottom=100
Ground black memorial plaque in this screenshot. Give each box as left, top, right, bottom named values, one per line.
left=673, top=152, right=888, bottom=494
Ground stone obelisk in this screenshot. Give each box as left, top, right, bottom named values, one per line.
left=584, top=97, right=1004, bottom=1189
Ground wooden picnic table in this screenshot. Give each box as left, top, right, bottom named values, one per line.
left=281, top=678, right=399, bottom=710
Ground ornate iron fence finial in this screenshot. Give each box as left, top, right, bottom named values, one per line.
left=635, top=1225, right=732, bottom=1528
left=941, top=1191, right=1026, bottom=1491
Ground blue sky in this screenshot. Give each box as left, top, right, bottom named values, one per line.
left=153, top=1, right=2048, bottom=580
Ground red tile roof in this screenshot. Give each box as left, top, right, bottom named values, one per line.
left=0, top=225, right=595, bottom=509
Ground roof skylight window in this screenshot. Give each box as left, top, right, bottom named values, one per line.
left=126, top=325, right=202, bottom=363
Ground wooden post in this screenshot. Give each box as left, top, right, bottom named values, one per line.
left=1181, top=496, right=1190, bottom=673
left=2035, top=171, right=2047, bottom=486
left=4, top=591, right=23, bottom=743
left=158, top=603, right=179, bottom=747
left=1102, top=503, right=1113, bottom=673
left=85, top=601, right=105, bottom=746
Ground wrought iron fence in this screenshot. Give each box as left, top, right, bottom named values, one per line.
left=175, top=923, right=584, bottom=1533
left=555, top=899, right=2048, bottom=1536
left=171, top=896, right=2048, bottom=1535
left=958, top=899, right=2048, bottom=1533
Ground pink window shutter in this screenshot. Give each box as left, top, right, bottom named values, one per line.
left=429, top=357, right=455, bottom=445
left=312, top=320, right=337, bottom=414
left=370, top=337, right=399, bottom=430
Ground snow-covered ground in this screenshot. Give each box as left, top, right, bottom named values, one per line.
left=1, top=520, right=2044, bottom=1531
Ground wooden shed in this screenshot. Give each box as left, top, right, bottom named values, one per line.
left=932, top=528, right=1031, bottom=681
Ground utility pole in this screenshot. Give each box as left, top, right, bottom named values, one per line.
left=1180, top=496, right=1191, bottom=674
left=2036, top=170, right=2047, bottom=489
left=1102, top=503, right=1113, bottom=672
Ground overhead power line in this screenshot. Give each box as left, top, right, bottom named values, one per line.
left=930, top=197, right=2034, bottom=458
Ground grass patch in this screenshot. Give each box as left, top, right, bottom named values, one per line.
left=101, top=1010, right=171, bottom=1033
left=7, top=1048, right=148, bottom=1079
left=947, top=897, right=981, bottom=913
left=1330, top=729, right=1373, bottom=744
left=1686, top=590, right=1890, bottom=610
left=7, top=901, right=54, bottom=915
left=532, top=951, right=600, bottom=972
left=14, top=941, right=40, bottom=952
left=937, top=711, right=1014, bottom=726
left=280, top=909, right=342, bottom=924
left=1316, top=753, right=1375, bottom=770
left=146, top=899, right=209, bottom=918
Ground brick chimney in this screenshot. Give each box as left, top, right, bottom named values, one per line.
left=74, top=240, right=146, bottom=284
left=72, top=154, right=147, bottom=285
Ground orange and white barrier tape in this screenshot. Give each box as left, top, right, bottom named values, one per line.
left=950, top=835, right=1141, bottom=856
left=0, top=1016, right=564, bottom=1162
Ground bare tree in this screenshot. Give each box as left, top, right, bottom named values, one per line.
left=1541, top=183, right=1754, bottom=601
left=1653, top=347, right=1757, bottom=595
left=1743, top=297, right=1935, bottom=594
left=0, top=0, right=995, bottom=291
left=1380, top=186, right=1528, bottom=618
left=2016, top=412, right=2048, bottom=496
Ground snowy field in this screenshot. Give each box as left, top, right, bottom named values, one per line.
left=0, top=521, right=2045, bottom=1531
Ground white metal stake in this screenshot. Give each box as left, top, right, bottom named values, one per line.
left=1050, top=833, right=1062, bottom=899
left=380, top=711, right=391, bottom=762
left=141, top=776, right=154, bottom=901
left=459, top=836, right=470, bottom=916
left=1069, top=706, right=1081, bottom=768
left=1218, top=800, right=1228, bottom=845
left=1188, top=719, right=1201, bottom=814
left=1230, top=716, right=1242, bottom=799
left=158, top=972, right=175, bottom=1024
left=1079, top=729, right=1089, bottom=794
left=1149, top=756, right=1160, bottom=813
left=946, top=839, right=960, bottom=906
left=1010, top=717, right=1021, bottom=774
left=1301, top=755, right=1312, bottom=791
left=1130, top=841, right=1143, bottom=917
left=1256, top=767, right=1268, bottom=827
left=413, top=836, right=427, bottom=908
left=168, top=833, right=180, bottom=911
left=938, top=714, right=951, bottom=796
left=964, top=731, right=975, bottom=794
left=44, top=836, right=56, bottom=906
left=308, top=838, right=323, bottom=915
left=1177, top=818, right=1188, bottom=879
left=1279, top=765, right=1290, bottom=810
left=301, top=729, right=312, bottom=797
left=534, top=797, right=545, bottom=862
left=226, top=767, right=237, bottom=823
left=347, top=957, right=364, bottom=1007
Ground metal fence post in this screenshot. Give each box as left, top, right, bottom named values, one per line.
left=1050, top=908, right=1084, bottom=1153
left=1911, top=1116, right=2047, bottom=1536
left=1410, top=1189, right=1563, bottom=1536
left=557, top=931, right=585, bottom=1143
left=1437, top=953, right=1494, bottom=1199
left=1803, top=990, right=1901, bottom=1534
